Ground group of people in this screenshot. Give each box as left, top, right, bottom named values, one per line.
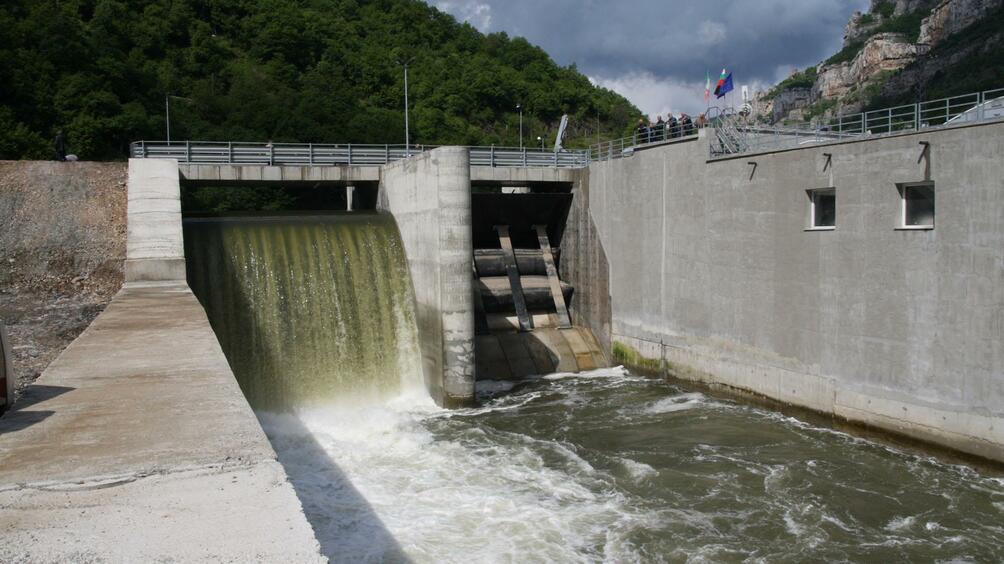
left=634, top=113, right=702, bottom=144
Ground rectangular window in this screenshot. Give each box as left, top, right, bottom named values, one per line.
left=899, top=182, right=934, bottom=229
left=807, top=188, right=835, bottom=230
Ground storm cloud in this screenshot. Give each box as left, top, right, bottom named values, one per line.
left=433, top=0, right=868, bottom=117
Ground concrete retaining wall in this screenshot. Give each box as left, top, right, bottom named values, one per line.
left=378, top=147, right=475, bottom=407
left=126, top=158, right=186, bottom=282
left=584, top=123, right=1004, bottom=461
left=0, top=283, right=324, bottom=561
left=559, top=170, right=613, bottom=355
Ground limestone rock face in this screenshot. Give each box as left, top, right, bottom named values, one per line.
left=772, top=88, right=812, bottom=123
left=814, top=62, right=854, bottom=100
left=893, top=0, right=940, bottom=16
left=918, top=0, right=1003, bottom=46
left=844, top=12, right=879, bottom=46
left=764, top=0, right=999, bottom=124
left=851, top=33, right=927, bottom=80
left=813, top=34, right=924, bottom=104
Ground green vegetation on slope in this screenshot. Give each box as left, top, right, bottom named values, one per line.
left=867, top=4, right=1004, bottom=109
left=766, top=67, right=817, bottom=99
left=0, top=0, right=642, bottom=160
left=823, top=6, right=929, bottom=67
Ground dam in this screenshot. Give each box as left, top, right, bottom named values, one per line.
left=1, top=116, right=1003, bottom=560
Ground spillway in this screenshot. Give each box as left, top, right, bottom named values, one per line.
left=184, top=213, right=425, bottom=411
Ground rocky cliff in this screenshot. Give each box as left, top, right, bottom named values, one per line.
left=762, top=0, right=1003, bottom=124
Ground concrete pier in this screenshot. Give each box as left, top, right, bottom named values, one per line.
left=124, top=158, right=186, bottom=282
left=379, top=147, right=476, bottom=407
left=0, top=283, right=323, bottom=562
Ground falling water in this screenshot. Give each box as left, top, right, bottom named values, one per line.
left=184, top=213, right=425, bottom=411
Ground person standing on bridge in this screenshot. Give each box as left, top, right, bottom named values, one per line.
left=652, top=115, right=666, bottom=142
left=635, top=118, right=648, bottom=145
left=680, top=113, right=695, bottom=136
left=666, top=113, right=680, bottom=138
left=54, top=129, right=67, bottom=162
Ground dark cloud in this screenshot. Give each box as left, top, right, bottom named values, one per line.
left=433, top=0, right=868, bottom=116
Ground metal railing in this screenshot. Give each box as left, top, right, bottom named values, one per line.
left=129, top=141, right=589, bottom=168
left=709, top=87, right=1004, bottom=157
left=588, top=118, right=700, bottom=161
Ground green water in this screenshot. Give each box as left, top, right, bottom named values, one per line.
left=184, top=213, right=424, bottom=411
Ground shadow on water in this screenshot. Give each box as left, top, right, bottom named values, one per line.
left=183, top=214, right=419, bottom=561
left=259, top=412, right=411, bottom=563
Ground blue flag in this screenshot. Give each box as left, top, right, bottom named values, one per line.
left=715, top=72, right=734, bottom=99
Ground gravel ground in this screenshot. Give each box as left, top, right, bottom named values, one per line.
left=0, top=160, right=127, bottom=403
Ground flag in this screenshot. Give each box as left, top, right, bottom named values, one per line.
left=714, top=70, right=734, bottom=99
left=704, top=70, right=710, bottom=103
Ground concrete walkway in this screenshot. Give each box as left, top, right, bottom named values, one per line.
left=0, top=283, right=323, bottom=562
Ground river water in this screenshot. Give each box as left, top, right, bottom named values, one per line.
left=184, top=214, right=1004, bottom=562
left=260, top=368, right=1004, bottom=563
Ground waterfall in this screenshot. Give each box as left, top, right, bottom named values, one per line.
left=184, top=213, right=425, bottom=411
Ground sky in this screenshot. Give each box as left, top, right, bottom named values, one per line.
left=433, top=0, right=869, bottom=118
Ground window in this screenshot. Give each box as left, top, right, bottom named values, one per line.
left=898, top=182, right=934, bottom=229
left=807, top=188, right=835, bottom=230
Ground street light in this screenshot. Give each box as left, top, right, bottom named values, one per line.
left=396, top=57, right=415, bottom=156
left=165, top=94, right=193, bottom=145
left=537, top=135, right=544, bottom=150
left=517, top=104, right=522, bottom=149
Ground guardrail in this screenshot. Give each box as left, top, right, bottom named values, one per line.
left=588, top=119, right=700, bottom=161
left=710, top=87, right=1004, bottom=157
left=129, top=141, right=589, bottom=168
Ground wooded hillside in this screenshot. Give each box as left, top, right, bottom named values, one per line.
left=0, top=0, right=642, bottom=160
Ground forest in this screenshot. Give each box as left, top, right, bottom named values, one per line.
left=0, top=0, right=643, bottom=160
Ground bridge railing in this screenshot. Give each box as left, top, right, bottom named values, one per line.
left=130, top=141, right=589, bottom=169
left=587, top=119, right=700, bottom=162
left=708, top=87, right=1004, bottom=157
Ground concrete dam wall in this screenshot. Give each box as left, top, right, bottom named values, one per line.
left=581, top=122, right=1004, bottom=461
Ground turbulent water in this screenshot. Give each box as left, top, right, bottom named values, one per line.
left=186, top=213, right=1004, bottom=563
left=261, top=369, right=1004, bottom=563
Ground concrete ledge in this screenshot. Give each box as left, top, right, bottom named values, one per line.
left=124, top=257, right=187, bottom=283
left=179, top=163, right=379, bottom=185
left=470, top=165, right=577, bottom=183
left=0, top=283, right=323, bottom=561
left=613, top=332, right=1004, bottom=463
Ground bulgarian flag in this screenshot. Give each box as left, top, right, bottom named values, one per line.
left=714, top=68, right=734, bottom=99
left=704, top=70, right=711, bottom=104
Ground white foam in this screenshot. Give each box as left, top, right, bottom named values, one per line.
left=885, top=515, right=916, bottom=532
left=643, top=392, right=706, bottom=414
left=260, top=394, right=657, bottom=563
left=618, top=457, right=658, bottom=481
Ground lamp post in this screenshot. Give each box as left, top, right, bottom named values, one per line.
left=165, top=94, right=193, bottom=145
left=517, top=104, right=522, bottom=149
left=397, top=57, right=415, bottom=156
left=537, top=135, right=544, bottom=150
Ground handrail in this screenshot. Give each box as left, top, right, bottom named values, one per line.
left=588, top=118, right=701, bottom=162
left=129, top=141, right=590, bottom=169
left=704, top=86, right=1004, bottom=158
